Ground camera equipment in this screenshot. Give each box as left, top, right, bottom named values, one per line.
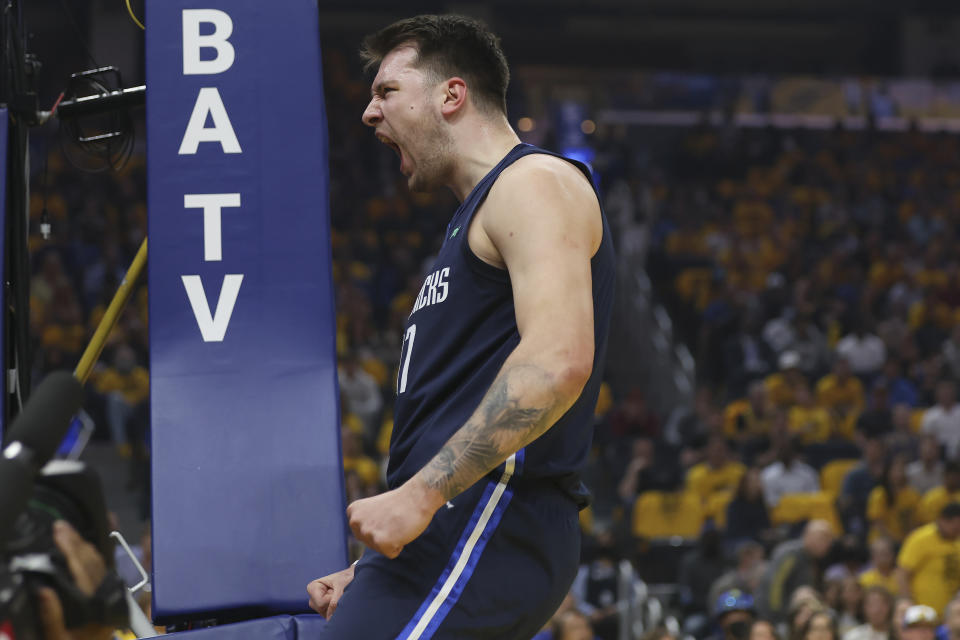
left=0, top=372, right=129, bottom=638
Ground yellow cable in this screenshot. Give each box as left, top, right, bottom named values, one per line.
left=125, top=0, right=144, bottom=30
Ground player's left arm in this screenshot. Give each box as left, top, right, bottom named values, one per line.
left=347, top=156, right=602, bottom=558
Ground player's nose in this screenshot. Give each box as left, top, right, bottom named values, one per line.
left=362, top=99, right=381, bottom=127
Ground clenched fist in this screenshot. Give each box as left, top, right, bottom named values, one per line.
left=347, top=478, right=445, bottom=559
left=307, top=565, right=355, bottom=619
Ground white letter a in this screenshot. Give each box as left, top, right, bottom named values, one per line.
left=179, top=87, right=242, bottom=155
left=182, top=274, right=243, bottom=342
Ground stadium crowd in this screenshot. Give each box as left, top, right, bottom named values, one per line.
left=24, top=46, right=960, bottom=640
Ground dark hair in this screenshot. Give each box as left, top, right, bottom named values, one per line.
left=941, top=501, right=960, bottom=520
left=880, top=454, right=907, bottom=508
left=360, top=14, right=510, bottom=115
left=752, top=619, right=781, bottom=640
left=799, top=610, right=837, bottom=640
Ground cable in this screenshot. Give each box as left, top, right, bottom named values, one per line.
left=58, top=73, right=137, bottom=173
left=125, top=0, right=145, bottom=30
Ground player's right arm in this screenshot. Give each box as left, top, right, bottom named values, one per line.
left=307, top=564, right=355, bottom=619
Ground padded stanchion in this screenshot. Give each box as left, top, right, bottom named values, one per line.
left=292, top=614, right=328, bottom=638
left=165, top=615, right=295, bottom=639
left=146, top=0, right=346, bottom=623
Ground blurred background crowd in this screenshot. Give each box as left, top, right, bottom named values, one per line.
left=20, top=0, right=960, bottom=638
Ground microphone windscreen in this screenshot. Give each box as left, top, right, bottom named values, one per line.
left=3, top=371, right=83, bottom=465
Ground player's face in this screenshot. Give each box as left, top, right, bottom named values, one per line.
left=362, top=47, right=454, bottom=192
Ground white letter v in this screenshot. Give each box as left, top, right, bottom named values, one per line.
left=181, top=274, right=243, bottom=342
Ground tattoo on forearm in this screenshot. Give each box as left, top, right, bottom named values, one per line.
left=420, top=364, right=563, bottom=501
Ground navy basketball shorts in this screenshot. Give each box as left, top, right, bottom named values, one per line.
left=318, top=458, right=581, bottom=639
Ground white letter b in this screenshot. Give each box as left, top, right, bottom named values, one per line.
left=183, top=9, right=235, bottom=75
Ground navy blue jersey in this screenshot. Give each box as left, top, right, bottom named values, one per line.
left=387, top=143, right=615, bottom=501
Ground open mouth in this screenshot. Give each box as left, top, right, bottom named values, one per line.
left=377, top=133, right=402, bottom=158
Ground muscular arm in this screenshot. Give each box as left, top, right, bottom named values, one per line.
left=346, top=155, right=602, bottom=557
left=412, top=155, right=602, bottom=504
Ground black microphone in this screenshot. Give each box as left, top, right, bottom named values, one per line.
left=0, top=371, right=84, bottom=547
left=3, top=371, right=84, bottom=464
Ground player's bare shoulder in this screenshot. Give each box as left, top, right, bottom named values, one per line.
left=481, top=153, right=602, bottom=254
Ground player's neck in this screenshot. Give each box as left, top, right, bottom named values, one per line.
left=446, top=116, right=521, bottom=201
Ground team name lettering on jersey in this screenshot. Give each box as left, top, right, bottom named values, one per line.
left=411, top=267, right=450, bottom=316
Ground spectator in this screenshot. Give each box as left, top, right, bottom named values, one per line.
left=727, top=467, right=774, bottom=545
left=906, top=435, right=944, bottom=495
left=571, top=531, right=619, bottom=640
left=836, top=323, right=887, bottom=379
left=893, top=599, right=916, bottom=640
left=679, top=526, right=729, bottom=621
left=920, top=380, right=960, bottom=460
left=724, top=381, right=775, bottom=450
left=756, top=520, right=835, bottom=623
left=617, top=437, right=681, bottom=504
left=791, top=315, right=831, bottom=379
left=709, top=590, right=758, bottom=640
left=766, top=352, right=809, bottom=408
left=942, top=327, right=960, bottom=382
left=800, top=610, right=840, bottom=640
left=337, top=352, right=384, bottom=441
left=752, top=620, right=781, bottom=640
left=817, top=358, right=865, bottom=440
left=917, top=461, right=960, bottom=524
left=867, top=454, right=920, bottom=543
left=896, top=503, right=960, bottom=616
left=876, top=360, right=919, bottom=409
left=710, top=541, right=768, bottom=609
left=340, top=427, right=381, bottom=494
left=886, top=405, right=917, bottom=459
left=856, top=385, right=895, bottom=440
left=858, top=537, right=899, bottom=596
left=788, top=587, right=828, bottom=638
left=90, top=344, right=149, bottom=457
left=688, top=435, right=748, bottom=502
left=839, top=436, right=887, bottom=537
left=837, top=577, right=864, bottom=636
left=723, top=311, right=777, bottom=399
left=844, top=587, right=894, bottom=640
left=789, top=384, right=834, bottom=445
left=761, top=438, right=820, bottom=508
left=609, top=387, right=660, bottom=439
left=900, top=606, right=939, bottom=640
left=942, top=598, right=960, bottom=640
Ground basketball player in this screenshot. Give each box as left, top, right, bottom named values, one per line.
left=308, top=15, right=615, bottom=639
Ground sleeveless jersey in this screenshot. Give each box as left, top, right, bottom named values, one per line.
left=387, top=143, right=615, bottom=503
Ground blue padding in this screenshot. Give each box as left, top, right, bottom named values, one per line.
left=292, top=614, right=328, bottom=637
left=165, top=616, right=295, bottom=640
left=146, top=0, right=346, bottom=622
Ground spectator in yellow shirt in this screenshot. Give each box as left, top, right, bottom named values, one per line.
left=917, top=462, right=960, bottom=524
left=896, top=502, right=960, bottom=616
left=788, top=385, right=833, bottom=445
left=765, top=351, right=808, bottom=408
left=340, top=427, right=381, bottom=492
left=816, top=357, right=864, bottom=439
left=724, top=382, right=775, bottom=444
left=687, top=435, right=747, bottom=503
left=91, top=345, right=149, bottom=456
left=867, top=454, right=921, bottom=543
left=859, top=536, right=899, bottom=595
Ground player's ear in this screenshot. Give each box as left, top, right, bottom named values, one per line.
left=440, top=77, right=467, bottom=116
